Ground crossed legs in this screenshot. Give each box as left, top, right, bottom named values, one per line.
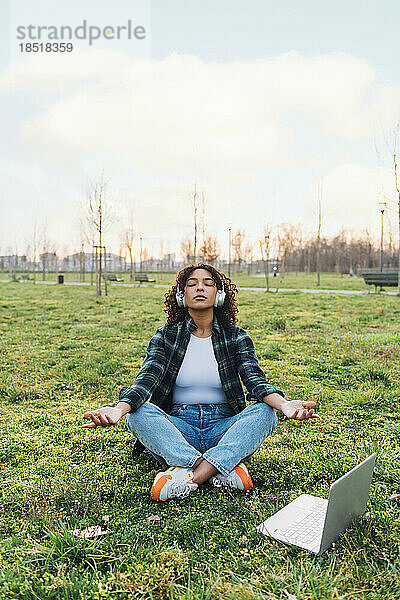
left=125, top=401, right=278, bottom=482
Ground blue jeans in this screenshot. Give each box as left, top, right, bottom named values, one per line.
left=125, top=401, right=278, bottom=477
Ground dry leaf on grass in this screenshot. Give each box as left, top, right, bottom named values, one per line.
left=374, top=347, right=397, bottom=359
left=146, top=515, right=161, bottom=521
left=70, top=525, right=113, bottom=539
left=284, top=591, right=298, bottom=600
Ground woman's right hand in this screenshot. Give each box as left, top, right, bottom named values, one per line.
left=81, top=404, right=129, bottom=428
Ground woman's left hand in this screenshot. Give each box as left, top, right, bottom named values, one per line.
left=281, top=400, right=319, bottom=420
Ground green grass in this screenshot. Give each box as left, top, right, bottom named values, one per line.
left=0, top=282, right=399, bottom=599
left=1, top=270, right=382, bottom=291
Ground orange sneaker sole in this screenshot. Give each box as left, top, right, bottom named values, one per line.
left=235, top=464, right=253, bottom=491
left=151, top=473, right=172, bottom=501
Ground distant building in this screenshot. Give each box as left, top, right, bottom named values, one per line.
left=61, top=252, right=93, bottom=272
left=60, top=252, right=127, bottom=272
left=39, top=252, right=58, bottom=271
left=162, top=253, right=175, bottom=269
left=135, top=253, right=177, bottom=272
left=0, top=255, right=28, bottom=270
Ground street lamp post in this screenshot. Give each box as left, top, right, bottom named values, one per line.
left=380, top=207, right=385, bottom=273
left=378, top=203, right=387, bottom=293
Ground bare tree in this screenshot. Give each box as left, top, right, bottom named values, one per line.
left=74, top=226, right=87, bottom=282
left=79, top=240, right=85, bottom=282
left=193, top=183, right=198, bottom=263
left=180, top=237, right=194, bottom=263
left=140, top=245, right=149, bottom=267
left=123, top=207, right=135, bottom=281
left=85, top=170, right=114, bottom=296
left=393, top=122, right=400, bottom=295
left=25, top=219, right=44, bottom=284
left=276, top=223, right=299, bottom=281
left=40, top=226, right=55, bottom=282
left=9, top=241, right=19, bottom=280
left=231, top=229, right=253, bottom=271
left=201, top=191, right=207, bottom=253
left=260, top=224, right=272, bottom=291
left=80, top=207, right=97, bottom=286
left=199, top=235, right=220, bottom=264
left=124, top=227, right=135, bottom=280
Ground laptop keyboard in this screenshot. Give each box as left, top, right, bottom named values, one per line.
left=279, top=503, right=327, bottom=546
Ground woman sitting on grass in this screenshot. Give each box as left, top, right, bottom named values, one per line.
left=82, top=263, right=318, bottom=501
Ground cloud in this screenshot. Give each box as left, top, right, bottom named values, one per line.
left=1, top=48, right=400, bottom=254
left=2, top=49, right=398, bottom=176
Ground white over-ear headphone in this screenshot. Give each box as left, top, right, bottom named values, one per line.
left=175, top=276, right=226, bottom=308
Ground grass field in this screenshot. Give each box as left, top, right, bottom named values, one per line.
left=0, top=282, right=399, bottom=599
left=1, top=270, right=381, bottom=291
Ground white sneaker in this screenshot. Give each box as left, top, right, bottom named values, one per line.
left=151, top=467, right=198, bottom=501
left=208, top=462, right=253, bottom=491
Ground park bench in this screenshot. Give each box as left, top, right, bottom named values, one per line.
left=102, top=273, right=123, bottom=282
left=134, top=272, right=155, bottom=284
left=9, top=273, right=23, bottom=281
left=361, top=270, right=398, bottom=292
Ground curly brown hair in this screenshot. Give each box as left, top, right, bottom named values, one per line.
left=163, top=263, right=239, bottom=329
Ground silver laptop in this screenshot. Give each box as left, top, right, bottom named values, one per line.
left=256, top=453, right=376, bottom=555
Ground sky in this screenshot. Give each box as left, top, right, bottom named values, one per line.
left=1, top=0, right=400, bottom=260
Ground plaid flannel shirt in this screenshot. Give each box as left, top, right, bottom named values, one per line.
left=119, top=310, right=285, bottom=417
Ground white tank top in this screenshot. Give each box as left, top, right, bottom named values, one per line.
left=172, top=333, right=228, bottom=405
